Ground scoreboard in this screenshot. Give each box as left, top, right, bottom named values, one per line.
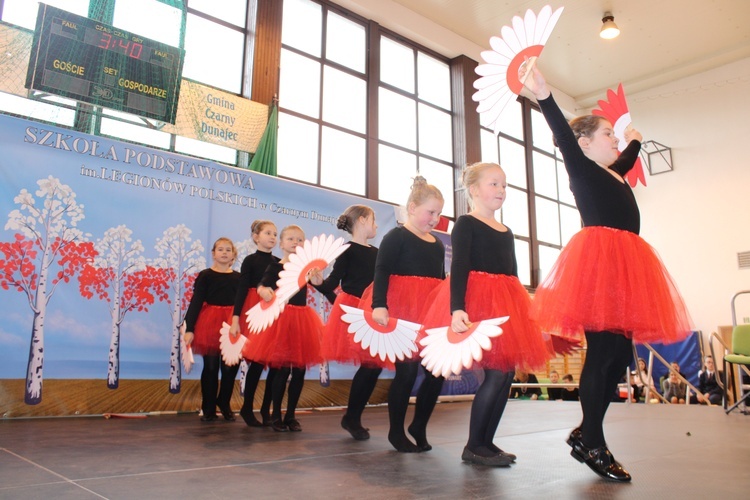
left=25, top=4, right=184, bottom=123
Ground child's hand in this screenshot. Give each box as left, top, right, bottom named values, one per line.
left=258, top=286, right=274, bottom=302
left=372, top=307, right=389, bottom=326
left=229, top=316, right=240, bottom=337
left=308, top=267, right=323, bottom=285
left=520, top=60, right=550, bottom=100
left=183, top=331, right=194, bottom=347
left=624, top=127, right=643, bottom=143
left=451, top=310, right=470, bottom=333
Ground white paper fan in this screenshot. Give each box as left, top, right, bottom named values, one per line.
left=245, top=290, right=287, bottom=334
left=180, top=323, right=194, bottom=374
left=276, top=234, right=350, bottom=300
left=219, top=321, right=247, bottom=366
left=473, top=5, right=564, bottom=134
left=419, top=316, right=509, bottom=378
left=339, top=305, right=421, bottom=363
left=245, top=235, right=349, bottom=333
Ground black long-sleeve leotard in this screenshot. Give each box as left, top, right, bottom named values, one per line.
left=184, top=269, right=240, bottom=332
left=233, top=250, right=280, bottom=316
left=260, top=261, right=308, bottom=306
left=449, top=215, right=517, bottom=313
left=538, top=94, right=641, bottom=234
left=316, top=242, right=378, bottom=303
left=371, top=226, right=445, bottom=310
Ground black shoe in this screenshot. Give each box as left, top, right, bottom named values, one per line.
left=261, top=410, right=272, bottom=427
left=567, top=427, right=616, bottom=462
left=219, top=405, right=236, bottom=422
left=271, top=419, right=288, bottom=432
left=488, top=443, right=516, bottom=462
left=285, top=419, right=302, bottom=432
left=200, top=414, right=218, bottom=422
left=566, top=427, right=582, bottom=448
left=570, top=442, right=632, bottom=482
left=239, top=407, right=262, bottom=427
left=341, top=416, right=370, bottom=441
left=461, top=447, right=513, bottom=467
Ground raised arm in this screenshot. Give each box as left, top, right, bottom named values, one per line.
left=524, top=65, right=591, bottom=178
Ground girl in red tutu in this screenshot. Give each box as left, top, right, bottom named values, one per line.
left=229, top=220, right=279, bottom=427
left=365, top=176, right=446, bottom=453
left=183, top=237, right=240, bottom=422
left=242, top=225, right=324, bottom=432
left=523, top=64, right=691, bottom=482
left=421, top=162, right=551, bottom=466
left=316, top=205, right=380, bottom=440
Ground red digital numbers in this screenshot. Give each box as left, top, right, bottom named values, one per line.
left=98, top=32, right=143, bottom=60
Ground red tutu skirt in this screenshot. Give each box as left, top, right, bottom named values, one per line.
left=241, top=305, right=323, bottom=368
left=192, top=304, right=233, bottom=356
left=530, top=226, right=692, bottom=344
left=421, top=272, right=551, bottom=371
left=237, top=289, right=260, bottom=337
left=359, top=275, right=443, bottom=365
left=359, top=275, right=443, bottom=323
left=321, top=291, right=380, bottom=366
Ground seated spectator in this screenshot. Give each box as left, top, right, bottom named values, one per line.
left=691, top=355, right=723, bottom=405
left=547, top=370, right=563, bottom=401
left=631, top=357, right=656, bottom=402
left=511, top=370, right=542, bottom=400
left=561, top=373, right=579, bottom=401
left=663, top=370, right=687, bottom=404
left=660, top=361, right=681, bottom=394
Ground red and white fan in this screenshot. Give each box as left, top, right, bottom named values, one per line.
left=419, top=316, right=509, bottom=378
left=245, top=290, right=288, bottom=334
left=180, top=322, right=194, bottom=374
left=245, top=234, right=349, bottom=333
left=473, top=5, right=564, bottom=135
left=592, top=83, right=647, bottom=187
left=339, top=305, right=422, bottom=364
left=219, top=321, right=246, bottom=366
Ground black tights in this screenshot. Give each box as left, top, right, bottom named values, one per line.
left=344, top=365, right=382, bottom=425
left=271, top=366, right=306, bottom=422
left=388, top=361, right=444, bottom=451
left=200, top=355, right=239, bottom=416
left=579, top=330, right=633, bottom=448
left=466, top=369, right=515, bottom=456
left=240, top=361, right=276, bottom=419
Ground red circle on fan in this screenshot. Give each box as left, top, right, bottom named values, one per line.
left=363, top=311, right=399, bottom=334
left=446, top=322, right=480, bottom=344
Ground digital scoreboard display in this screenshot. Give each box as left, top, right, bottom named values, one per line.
left=25, top=4, right=184, bottom=123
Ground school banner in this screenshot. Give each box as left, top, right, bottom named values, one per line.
left=0, top=112, right=397, bottom=413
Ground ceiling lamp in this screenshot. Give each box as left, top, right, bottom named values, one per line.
left=600, top=12, right=620, bottom=39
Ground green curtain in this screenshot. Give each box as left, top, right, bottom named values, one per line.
left=248, top=103, right=278, bottom=176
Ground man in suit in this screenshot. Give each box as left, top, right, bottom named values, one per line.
left=693, top=355, right=723, bottom=405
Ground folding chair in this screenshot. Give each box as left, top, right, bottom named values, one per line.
left=724, top=324, right=750, bottom=414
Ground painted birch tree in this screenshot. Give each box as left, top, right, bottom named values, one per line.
left=152, top=224, right=204, bottom=393
left=0, top=176, right=94, bottom=404
left=78, top=225, right=168, bottom=389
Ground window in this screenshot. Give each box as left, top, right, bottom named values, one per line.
left=378, top=35, right=454, bottom=217
left=1, top=0, right=89, bottom=30
left=182, top=13, right=245, bottom=93
left=480, top=100, right=580, bottom=288
left=278, top=0, right=368, bottom=196
left=187, top=0, right=247, bottom=28
left=277, top=1, right=455, bottom=207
